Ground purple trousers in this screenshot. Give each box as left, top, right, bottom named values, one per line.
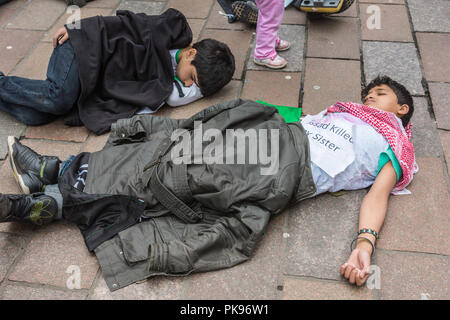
left=254, top=0, right=285, bottom=60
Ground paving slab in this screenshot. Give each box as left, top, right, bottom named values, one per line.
left=6, top=0, right=66, bottom=31
left=187, top=18, right=205, bottom=43
left=0, top=29, right=43, bottom=74
left=247, top=25, right=305, bottom=72
left=0, top=111, right=26, bottom=160
left=241, top=71, right=301, bottom=108
left=360, top=4, right=413, bottom=42
left=0, top=284, right=88, bottom=300
left=282, top=6, right=307, bottom=25
left=307, top=17, right=360, bottom=60
left=117, top=0, right=165, bottom=15
left=183, top=225, right=283, bottom=299
left=284, top=190, right=366, bottom=281
left=416, top=33, right=450, bottom=83
left=8, top=220, right=99, bottom=289
left=89, top=272, right=188, bottom=300
left=9, top=42, right=53, bottom=80
left=0, top=232, right=28, bottom=282
left=439, top=130, right=450, bottom=177
left=201, top=29, right=253, bottom=80
left=375, top=250, right=450, bottom=300
left=282, top=276, right=375, bottom=300
left=25, top=118, right=90, bottom=143
left=360, top=0, right=404, bottom=3
left=0, top=7, right=16, bottom=28
left=81, top=133, right=109, bottom=153
left=428, top=82, right=450, bottom=131
left=301, top=58, right=362, bottom=115
left=84, top=0, right=121, bottom=9
left=376, top=157, right=450, bottom=256
left=409, top=97, right=442, bottom=158
left=362, top=41, right=424, bottom=95
left=0, top=0, right=27, bottom=9
left=407, top=0, right=450, bottom=33
left=165, top=0, right=213, bottom=19
left=43, top=7, right=114, bottom=43
left=169, top=80, right=241, bottom=119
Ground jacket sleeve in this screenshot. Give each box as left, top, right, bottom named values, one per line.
left=105, top=99, right=248, bottom=147
left=105, top=114, right=185, bottom=147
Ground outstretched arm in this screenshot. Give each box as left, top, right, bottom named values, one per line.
left=340, top=161, right=397, bottom=286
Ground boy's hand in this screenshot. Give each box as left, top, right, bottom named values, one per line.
left=53, top=27, right=69, bottom=48
left=340, top=246, right=371, bottom=287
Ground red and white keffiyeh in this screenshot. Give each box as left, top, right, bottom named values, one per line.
left=327, top=101, right=417, bottom=192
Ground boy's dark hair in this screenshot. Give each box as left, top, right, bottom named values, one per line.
left=362, top=75, right=414, bottom=127
left=192, top=39, right=235, bottom=97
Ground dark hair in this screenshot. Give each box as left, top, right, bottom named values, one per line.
left=192, top=39, right=235, bottom=97
left=362, top=75, right=414, bottom=127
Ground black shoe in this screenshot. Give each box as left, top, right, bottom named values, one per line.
left=65, top=0, right=87, bottom=7
left=0, top=193, right=57, bottom=225
left=8, top=136, right=61, bottom=194
left=232, top=1, right=258, bottom=25
left=0, top=71, right=4, bottom=76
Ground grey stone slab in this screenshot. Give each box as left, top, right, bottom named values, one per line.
left=376, top=157, right=450, bottom=256
left=0, top=232, right=28, bottom=282
left=89, top=273, right=189, bottom=300
left=183, top=224, right=284, bottom=299
left=409, top=97, right=442, bottom=158
left=307, top=17, right=360, bottom=60
left=282, top=276, right=376, bottom=300
left=407, top=0, right=450, bottom=32
left=0, top=111, right=26, bottom=160
left=1, top=284, right=88, bottom=300
left=247, top=25, right=305, bottom=72
left=8, top=221, right=99, bottom=289
left=116, top=0, right=165, bottom=15
left=429, top=82, right=450, bottom=130
left=363, top=41, right=424, bottom=95
left=284, top=190, right=366, bottom=281
left=375, top=250, right=450, bottom=300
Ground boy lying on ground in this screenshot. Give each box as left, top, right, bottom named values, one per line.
left=0, top=9, right=235, bottom=134
left=1, top=76, right=415, bottom=290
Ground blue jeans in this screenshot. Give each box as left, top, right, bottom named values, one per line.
left=0, top=40, right=80, bottom=125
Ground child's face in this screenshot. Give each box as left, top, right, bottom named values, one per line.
left=176, top=48, right=200, bottom=88
left=363, top=84, right=409, bottom=118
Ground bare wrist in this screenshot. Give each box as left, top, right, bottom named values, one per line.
left=356, top=240, right=373, bottom=255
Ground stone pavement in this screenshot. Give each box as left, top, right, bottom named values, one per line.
left=0, top=0, right=449, bottom=300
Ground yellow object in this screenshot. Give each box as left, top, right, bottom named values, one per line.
left=300, top=0, right=344, bottom=13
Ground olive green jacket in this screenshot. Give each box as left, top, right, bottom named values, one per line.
left=85, top=99, right=316, bottom=291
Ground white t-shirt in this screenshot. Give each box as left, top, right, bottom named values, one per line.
left=137, top=49, right=203, bottom=114
left=302, top=111, right=392, bottom=195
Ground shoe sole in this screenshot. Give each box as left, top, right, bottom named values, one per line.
left=276, top=44, right=291, bottom=52
left=253, top=59, right=287, bottom=69
left=8, top=136, right=30, bottom=194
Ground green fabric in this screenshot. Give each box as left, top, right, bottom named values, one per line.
left=175, top=49, right=181, bottom=64
left=256, top=100, right=302, bottom=123
left=377, top=146, right=402, bottom=182
left=174, top=50, right=186, bottom=87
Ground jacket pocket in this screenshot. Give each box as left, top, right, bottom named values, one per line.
left=117, top=220, right=162, bottom=264
left=109, top=117, right=147, bottom=146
